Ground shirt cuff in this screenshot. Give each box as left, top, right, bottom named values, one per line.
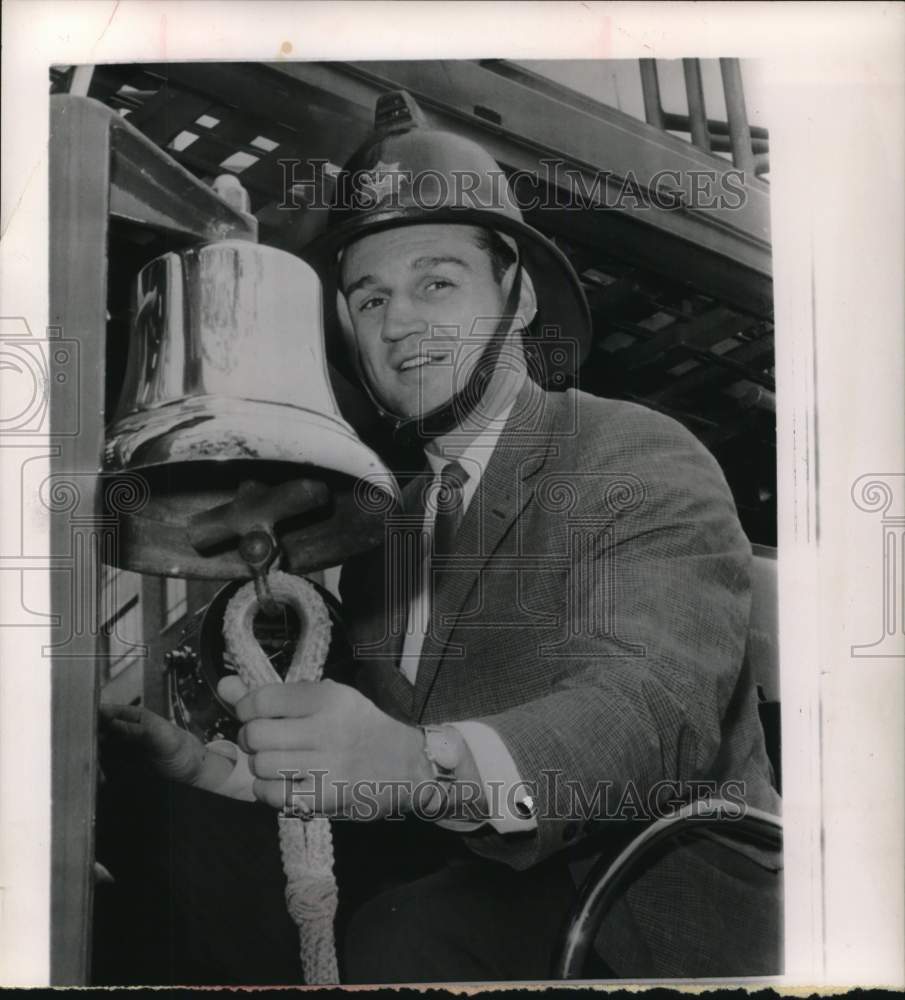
left=448, top=720, right=538, bottom=834
left=204, top=739, right=256, bottom=802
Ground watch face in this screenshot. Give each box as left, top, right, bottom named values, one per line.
left=427, top=728, right=459, bottom=771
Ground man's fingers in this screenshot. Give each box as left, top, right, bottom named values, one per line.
left=98, top=704, right=150, bottom=742
left=252, top=778, right=292, bottom=811
left=217, top=675, right=249, bottom=707
left=238, top=716, right=327, bottom=753
left=99, top=704, right=184, bottom=753
left=100, top=716, right=144, bottom=741
left=98, top=703, right=142, bottom=727
left=252, top=774, right=328, bottom=814
left=249, top=749, right=331, bottom=780
left=233, top=680, right=330, bottom=723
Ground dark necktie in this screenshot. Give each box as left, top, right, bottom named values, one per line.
left=423, top=460, right=469, bottom=647
left=432, top=460, right=469, bottom=559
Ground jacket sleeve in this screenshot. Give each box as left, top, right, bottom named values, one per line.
left=462, top=407, right=753, bottom=870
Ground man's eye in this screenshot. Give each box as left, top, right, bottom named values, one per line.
left=425, top=279, right=455, bottom=293
left=358, top=296, right=386, bottom=312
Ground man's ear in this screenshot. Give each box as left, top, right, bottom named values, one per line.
left=335, top=247, right=356, bottom=344
left=501, top=263, right=538, bottom=331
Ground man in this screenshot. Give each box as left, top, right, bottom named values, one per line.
left=102, top=91, right=781, bottom=983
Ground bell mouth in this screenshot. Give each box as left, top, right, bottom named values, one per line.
left=104, top=396, right=400, bottom=579
left=105, top=394, right=390, bottom=477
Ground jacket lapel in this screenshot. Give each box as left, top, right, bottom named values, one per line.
left=412, top=379, right=559, bottom=720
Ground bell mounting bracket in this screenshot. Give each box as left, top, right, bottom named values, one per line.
left=186, top=476, right=331, bottom=615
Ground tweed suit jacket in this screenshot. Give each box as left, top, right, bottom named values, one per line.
left=339, top=377, right=782, bottom=977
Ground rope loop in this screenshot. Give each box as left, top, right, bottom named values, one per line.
left=224, top=571, right=339, bottom=985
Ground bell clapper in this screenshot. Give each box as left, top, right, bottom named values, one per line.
left=236, top=527, right=307, bottom=672
left=236, top=525, right=283, bottom=619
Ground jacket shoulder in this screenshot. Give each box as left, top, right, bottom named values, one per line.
left=562, top=389, right=711, bottom=462
left=547, top=389, right=741, bottom=520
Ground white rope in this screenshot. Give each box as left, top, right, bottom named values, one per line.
left=223, top=570, right=339, bottom=985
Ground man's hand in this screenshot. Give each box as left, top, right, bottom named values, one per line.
left=98, top=703, right=206, bottom=786
left=218, top=676, right=431, bottom=818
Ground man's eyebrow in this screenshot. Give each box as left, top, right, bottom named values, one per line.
left=411, top=255, right=470, bottom=271
left=343, top=273, right=377, bottom=297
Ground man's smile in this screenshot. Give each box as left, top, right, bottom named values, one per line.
left=396, top=349, right=455, bottom=372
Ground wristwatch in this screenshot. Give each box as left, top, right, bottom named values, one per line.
left=420, top=724, right=460, bottom=818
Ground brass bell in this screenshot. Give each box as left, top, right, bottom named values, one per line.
left=104, top=240, right=399, bottom=579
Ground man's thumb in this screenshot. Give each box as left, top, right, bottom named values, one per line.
left=218, top=674, right=249, bottom=706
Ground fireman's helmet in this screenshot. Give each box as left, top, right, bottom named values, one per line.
left=302, top=90, right=592, bottom=390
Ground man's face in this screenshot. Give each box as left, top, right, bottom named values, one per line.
left=340, top=224, right=509, bottom=419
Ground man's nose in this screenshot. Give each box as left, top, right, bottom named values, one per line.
left=380, top=295, right=428, bottom=342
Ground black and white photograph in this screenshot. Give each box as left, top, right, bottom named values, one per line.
left=0, top=2, right=902, bottom=991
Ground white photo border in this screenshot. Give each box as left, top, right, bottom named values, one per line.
left=1, top=0, right=902, bottom=989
